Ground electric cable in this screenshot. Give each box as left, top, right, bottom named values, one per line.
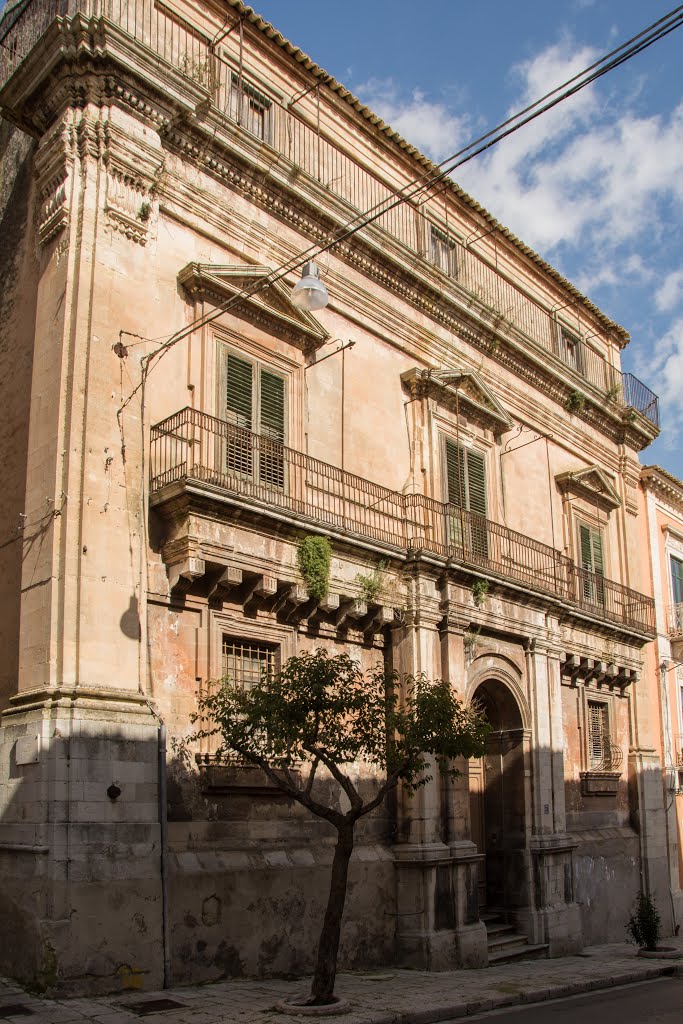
left=116, top=2, right=683, bottom=417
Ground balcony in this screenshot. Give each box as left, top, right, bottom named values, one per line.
left=0, top=0, right=659, bottom=431
left=149, top=408, right=655, bottom=637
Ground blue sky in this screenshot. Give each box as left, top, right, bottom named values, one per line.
left=248, top=0, right=683, bottom=477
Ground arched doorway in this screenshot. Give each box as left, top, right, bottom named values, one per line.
left=469, top=680, right=527, bottom=912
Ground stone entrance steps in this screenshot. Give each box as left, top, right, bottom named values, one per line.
left=482, top=909, right=549, bottom=965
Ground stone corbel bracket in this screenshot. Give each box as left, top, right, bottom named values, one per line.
left=168, top=555, right=206, bottom=594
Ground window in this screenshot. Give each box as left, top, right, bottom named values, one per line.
left=587, top=700, right=610, bottom=769
left=429, top=226, right=458, bottom=277
left=223, top=349, right=287, bottom=488
left=222, top=636, right=277, bottom=690
left=671, top=557, right=683, bottom=630
left=578, top=522, right=604, bottom=606
left=557, top=326, right=582, bottom=374
left=230, top=74, right=272, bottom=141
left=444, top=438, right=487, bottom=557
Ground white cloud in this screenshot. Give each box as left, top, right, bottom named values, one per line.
left=355, top=77, right=470, bottom=164
left=636, top=318, right=683, bottom=448
left=656, top=269, right=683, bottom=313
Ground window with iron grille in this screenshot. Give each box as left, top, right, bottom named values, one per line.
left=222, top=348, right=287, bottom=488
left=429, top=225, right=458, bottom=278
left=230, top=73, right=272, bottom=142
left=222, top=636, right=278, bottom=690
left=443, top=438, right=487, bottom=557
left=587, top=701, right=610, bottom=768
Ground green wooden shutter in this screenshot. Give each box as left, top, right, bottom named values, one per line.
left=466, top=450, right=487, bottom=516
left=671, top=556, right=683, bottom=605
left=579, top=524, right=604, bottom=604
left=259, top=369, right=285, bottom=441
left=258, top=369, right=285, bottom=488
left=226, top=353, right=253, bottom=429
left=445, top=439, right=466, bottom=507
left=225, top=353, right=253, bottom=476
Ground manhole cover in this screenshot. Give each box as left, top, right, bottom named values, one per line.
left=121, top=999, right=187, bottom=1016
left=0, top=1007, right=33, bottom=1019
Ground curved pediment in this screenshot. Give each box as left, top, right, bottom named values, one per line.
left=178, top=263, right=330, bottom=353
left=401, top=366, right=513, bottom=433
left=555, top=465, right=621, bottom=511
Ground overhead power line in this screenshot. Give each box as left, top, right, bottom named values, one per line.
left=117, top=3, right=683, bottom=414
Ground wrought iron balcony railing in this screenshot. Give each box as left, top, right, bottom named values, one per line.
left=0, top=0, right=659, bottom=429
left=150, top=408, right=655, bottom=636
left=667, top=603, right=683, bottom=638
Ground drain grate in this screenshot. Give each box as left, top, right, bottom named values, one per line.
left=0, top=1007, right=33, bottom=1019
left=121, top=998, right=187, bottom=1016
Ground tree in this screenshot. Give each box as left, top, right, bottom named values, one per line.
left=195, top=648, right=489, bottom=1005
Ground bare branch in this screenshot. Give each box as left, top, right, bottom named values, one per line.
left=307, top=742, right=362, bottom=812
left=305, top=755, right=321, bottom=796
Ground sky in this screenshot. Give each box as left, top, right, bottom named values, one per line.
left=244, top=0, right=683, bottom=478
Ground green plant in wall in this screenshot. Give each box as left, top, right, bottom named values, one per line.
left=605, top=383, right=621, bottom=402
left=355, top=560, right=387, bottom=604
left=137, top=201, right=152, bottom=222
left=297, top=535, right=332, bottom=602
left=471, top=580, right=489, bottom=607
left=463, top=627, right=480, bottom=657
left=565, top=390, right=586, bottom=414
left=626, top=890, right=661, bottom=951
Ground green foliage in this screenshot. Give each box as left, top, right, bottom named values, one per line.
left=626, top=890, right=661, bottom=951
left=355, top=560, right=387, bottom=604
left=195, top=649, right=490, bottom=801
left=138, top=201, right=152, bottom=222
left=605, top=383, right=621, bottom=402
left=464, top=627, right=480, bottom=656
left=471, top=579, right=489, bottom=607
left=565, top=390, right=586, bottom=414
left=297, top=535, right=332, bottom=602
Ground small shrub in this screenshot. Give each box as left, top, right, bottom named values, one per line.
left=297, top=535, right=331, bottom=602
left=626, top=890, right=661, bottom=951
left=138, top=201, right=152, bottom=222
left=565, top=390, right=586, bottom=414
left=471, top=580, right=489, bottom=607
left=355, top=560, right=387, bottom=604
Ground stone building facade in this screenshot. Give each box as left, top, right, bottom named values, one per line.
left=0, top=0, right=673, bottom=995
left=640, top=465, right=683, bottom=929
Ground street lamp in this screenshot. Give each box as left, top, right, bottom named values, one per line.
left=291, top=261, right=329, bottom=311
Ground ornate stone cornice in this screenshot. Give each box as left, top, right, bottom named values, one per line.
left=401, top=366, right=513, bottom=433
left=641, top=465, right=683, bottom=513
left=1, top=17, right=656, bottom=451
left=556, top=466, right=622, bottom=512
left=177, top=262, right=330, bottom=352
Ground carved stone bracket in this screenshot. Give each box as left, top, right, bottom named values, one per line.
left=168, top=556, right=206, bottom=593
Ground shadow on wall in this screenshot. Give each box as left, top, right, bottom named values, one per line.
left=0, top=716, right=675, bottom=995
left=0, top=119, right=39, bottom=712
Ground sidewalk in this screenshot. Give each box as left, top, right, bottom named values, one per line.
left=2, top=938, right=683, bottom=1024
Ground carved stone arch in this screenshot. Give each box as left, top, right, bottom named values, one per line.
left=465, top=655, right=531, bottom=732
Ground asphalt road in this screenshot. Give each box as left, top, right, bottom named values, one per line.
left=459, top=975, right=683, bottom=1023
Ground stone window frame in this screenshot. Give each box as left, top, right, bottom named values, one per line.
left=578, top=683, right=622, bottom=795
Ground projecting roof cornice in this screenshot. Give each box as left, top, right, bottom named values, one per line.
left=177, top=263, right=330, bottom=352
left=401, top=367, right=513, bottom=433
left=556, top=466, right=622, bottom=511
left=641, top=465, right=683, bottom=512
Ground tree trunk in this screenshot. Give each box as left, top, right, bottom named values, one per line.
left=309, top=823, right=354, bottom=1004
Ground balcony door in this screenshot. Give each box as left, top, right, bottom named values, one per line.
left=221, top=348, right=287, bottom=492
left=444, top=438, right=488, bottom=559
left=671, top=556, right=683, bottom=631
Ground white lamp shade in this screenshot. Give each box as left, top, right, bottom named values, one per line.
left=291, top=261, right=329, bottom=311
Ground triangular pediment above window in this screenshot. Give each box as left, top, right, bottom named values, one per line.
left=401, top=366, right=513, bottom=432
left=177, top=263, right=330, bottom=352
left=555, top=466, right=622, bottom=511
